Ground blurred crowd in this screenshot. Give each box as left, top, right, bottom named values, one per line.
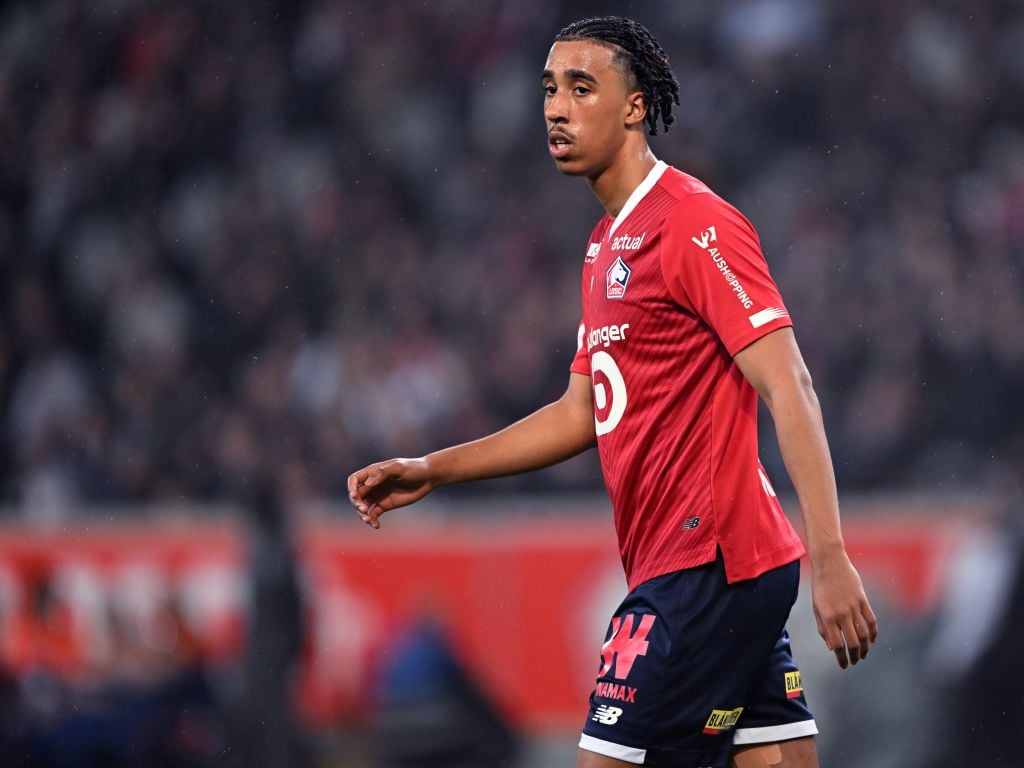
left=0, top=567, right=231, bottom=767
left=1, top=0, right=1022, bottom=515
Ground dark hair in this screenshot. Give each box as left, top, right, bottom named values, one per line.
left=555, top=16, right=680, bottom=136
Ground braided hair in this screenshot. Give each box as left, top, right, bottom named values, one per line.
left=555, top=16, right=680, bottom=136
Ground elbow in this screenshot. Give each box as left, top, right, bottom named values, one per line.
left=760, top=362, right=817, bottom=416
left=794, top=363, right=815, bottom=395
left=557, top=388, right=597, bottom=450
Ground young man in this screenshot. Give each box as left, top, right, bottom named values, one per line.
left=348, top=16, right=877, bottom=768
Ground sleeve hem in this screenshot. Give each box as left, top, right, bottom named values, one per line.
left=725, top=318, right=794, bottom=358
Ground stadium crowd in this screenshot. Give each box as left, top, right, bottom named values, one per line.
left=1, top=0, right=1022, bottom=517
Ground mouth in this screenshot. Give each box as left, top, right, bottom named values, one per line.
left=548, top=127, right=573, bottom=159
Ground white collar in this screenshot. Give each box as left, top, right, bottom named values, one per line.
left=608, top=159, right=668, bottom=239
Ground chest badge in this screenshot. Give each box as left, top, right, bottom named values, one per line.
left=606, top=256, right=632, bottom=300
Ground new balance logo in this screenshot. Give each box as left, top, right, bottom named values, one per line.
left=592, top=705, right=623, bottom=725
left=586, top=243, right=601, bottom=263
left=600, top=613, right=656, bottom=680
left=683, top=516, right=701, bottom=530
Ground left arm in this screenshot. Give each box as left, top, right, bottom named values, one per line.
left=734, top=327, right=878, bottom=669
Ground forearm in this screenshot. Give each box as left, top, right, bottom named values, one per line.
left=427, top=379, right=596, bottom=487
left=765, top=375, right=845, bottom=560
left=736, top=329, right=877, bottom=666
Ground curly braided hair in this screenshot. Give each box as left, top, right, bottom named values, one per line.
left=555, top=16, right=680, bottom=136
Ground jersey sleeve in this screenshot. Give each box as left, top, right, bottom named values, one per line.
left=570, top=319, right=590, bottom=375
left=570, top=222, right=610, bottom=377
left=660, top=192, right=792, bottom=356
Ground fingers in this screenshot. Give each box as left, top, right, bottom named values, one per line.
left=863, top=601, right=880, bottom=643
left=347, top=469, right=370, bottom=513
left=841, top=614, right=864, bottom=666
left=348, top=464, right=391, bottom=504
left=818, top=619, right=850, bottom=670
left=348, top=473, right=366, bottom=505
left=347, top=464, right=391, bottom=529
left=817, top=602, right=879, bottom=670
left=852, top=601, right=879, bottom=664
left=362, top=503, right=382, bottom=529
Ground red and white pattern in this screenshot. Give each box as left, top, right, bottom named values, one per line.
left=571, top=162, right=805, bottom=588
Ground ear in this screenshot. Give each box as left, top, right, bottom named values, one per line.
left=624, top=91, right=648, bottom=128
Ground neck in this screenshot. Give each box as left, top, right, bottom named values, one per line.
left=587, top=144, right=659, bottom=218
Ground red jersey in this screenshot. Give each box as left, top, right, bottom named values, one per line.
left=570, top=162, right=806, bottom=589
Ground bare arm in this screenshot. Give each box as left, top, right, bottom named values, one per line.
left=347, top=372, right=596, bottom=528
left=734, top=327, right=878, bottom=669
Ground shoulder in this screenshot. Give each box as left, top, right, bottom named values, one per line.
left=588, top=214, right=614, bottom=241
left=659, top=171, right=749, bottom=225
left=659, top=168, right=755, bottom=236
left=659, top=166, right=715, bottom=200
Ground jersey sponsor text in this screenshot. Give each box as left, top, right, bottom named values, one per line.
left=586, top=323, right=630, bottom=351
left=702, top=706, right=744, bottom=734
left=691, top=224, right=755, bottom=309
left=691, top=226, right=717, bottom=250
left=784, top=670, right=804, bottom=699
left=594, top=682, right=638, bottom=703
left=709, top=249, right=753, bottom=309
left=611, top=232, right=646, bottom=251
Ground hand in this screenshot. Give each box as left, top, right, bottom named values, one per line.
left=810, top=550, right=879, bottom=669
left=347, top=457, right=433, bottom=529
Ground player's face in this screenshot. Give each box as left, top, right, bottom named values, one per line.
left=542, top=40, right=641, bottom=178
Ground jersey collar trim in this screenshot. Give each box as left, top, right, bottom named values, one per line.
left=607, top=159, right=668, bottom=239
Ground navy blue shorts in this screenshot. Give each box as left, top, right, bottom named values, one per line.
left=579, top=554, right=816, bottom=767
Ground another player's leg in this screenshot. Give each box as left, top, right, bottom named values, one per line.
left=730, top=736, right=818, bottom=767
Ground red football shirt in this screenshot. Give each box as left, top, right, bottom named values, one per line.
left=571, top=162, right=806, bottom=589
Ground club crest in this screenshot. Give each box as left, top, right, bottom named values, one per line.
left=606, top=256, right=632, bottom=299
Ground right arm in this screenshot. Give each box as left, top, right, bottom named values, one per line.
left=347, top=372, right=595, bottom=528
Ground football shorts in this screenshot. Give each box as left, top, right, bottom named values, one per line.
left=579, top=553, right=816, bottom=767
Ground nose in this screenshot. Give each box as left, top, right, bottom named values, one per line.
left=545, top=88, right=568, bottom=125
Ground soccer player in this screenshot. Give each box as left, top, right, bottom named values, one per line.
left=348, top=15, right=877, bottom=768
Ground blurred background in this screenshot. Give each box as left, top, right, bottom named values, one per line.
left=0, top=0, right=1022, bottom=765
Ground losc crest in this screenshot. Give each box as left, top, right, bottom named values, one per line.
left=606, top=256, right=632, bottom=299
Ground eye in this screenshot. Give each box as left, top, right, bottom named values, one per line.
left=573, top=85, right=591, bottom=96
left=543, top=84, right=556, bottom=96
